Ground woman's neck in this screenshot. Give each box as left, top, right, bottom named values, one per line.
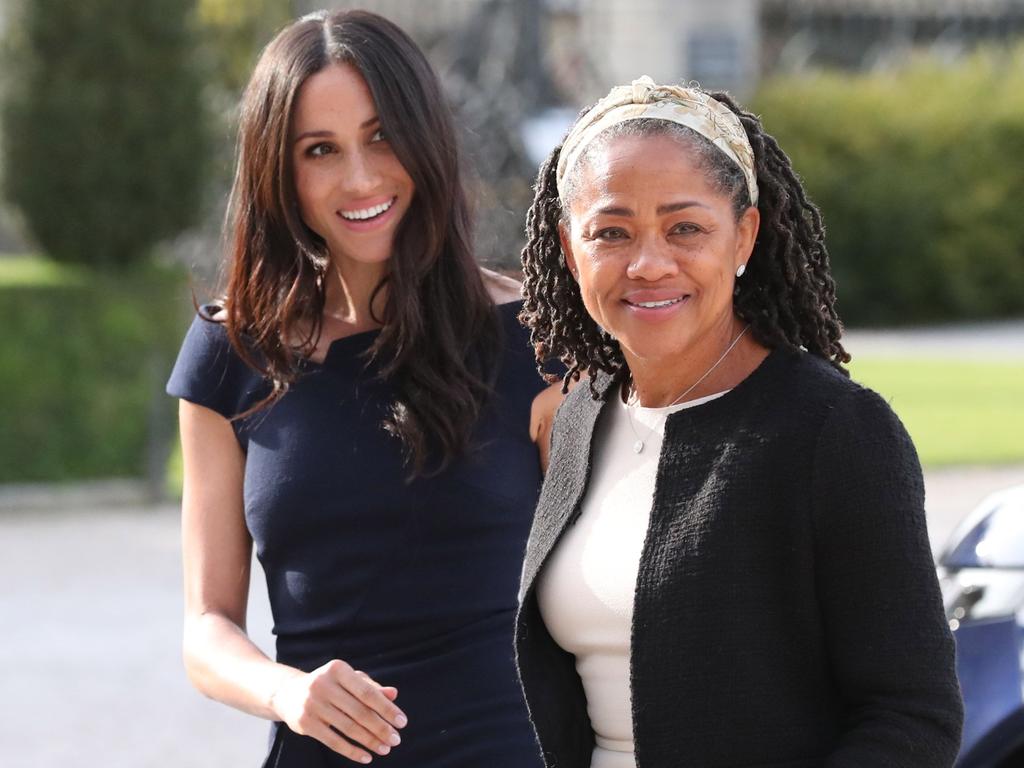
left=322, top=258, right=388, bottom=333
left=625, top=318, right=768, bottom=408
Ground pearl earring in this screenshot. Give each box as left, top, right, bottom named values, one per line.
left=735, top=263, right=746, bottom=278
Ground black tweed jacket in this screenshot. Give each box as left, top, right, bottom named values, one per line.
left=515, top=346, right=963, bottom=768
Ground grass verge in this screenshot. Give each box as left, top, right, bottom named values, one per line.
left=0, top=254, right=85, bottom=287
left=851, top=357, right=1024, bottom=468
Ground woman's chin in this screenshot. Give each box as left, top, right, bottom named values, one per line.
left=618, top=337, right=692, bottom=368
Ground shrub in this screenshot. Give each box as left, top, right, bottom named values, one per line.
left=754, top=47, right=1024, bottom=325
left=1, top=0, right=211, bottom=267
left=0, top=258, right=187, bottom=483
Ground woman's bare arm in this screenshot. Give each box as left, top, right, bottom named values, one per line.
left=530, top=383, right=567, bottom=474
left=179, top=400, right=293, bottom=717
left=179, top=401, right=406, bottom=763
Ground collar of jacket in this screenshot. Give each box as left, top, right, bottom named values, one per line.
left=520, top=371, right=619, bottom=600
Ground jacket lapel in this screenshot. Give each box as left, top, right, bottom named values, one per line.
left=520, top=373, right=615, bottom=598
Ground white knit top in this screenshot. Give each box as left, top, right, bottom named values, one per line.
left=536, top=387, right=727, bottom=768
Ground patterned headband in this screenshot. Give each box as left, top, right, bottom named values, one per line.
left=555, top=76, right=759, bottom=207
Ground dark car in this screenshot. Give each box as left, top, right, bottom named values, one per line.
left=938, top=484, right=1024, bottom=767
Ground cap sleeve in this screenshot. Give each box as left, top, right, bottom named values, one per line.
left=165, top=309, right=266, bottom=421
left=498, top=300, right=564, bottom=398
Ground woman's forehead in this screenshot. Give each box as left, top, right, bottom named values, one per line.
left=569, top=135, right=716, bottom=208
left=292, top=62, right=375, bottom=132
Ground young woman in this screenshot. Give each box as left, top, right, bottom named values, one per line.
left=167, top=11, right=554, bottom=767
left=516, top=77, right=963, bottom=767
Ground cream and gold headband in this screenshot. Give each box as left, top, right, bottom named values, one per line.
left=555, top=76, right=759, bottom=207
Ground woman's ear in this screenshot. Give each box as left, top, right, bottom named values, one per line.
left=734, top=205, right=760, bottom=271
left=558, top=222, right=578, bottom=280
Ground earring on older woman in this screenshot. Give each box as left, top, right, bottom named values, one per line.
left=736, top=263, right=747, bottom=278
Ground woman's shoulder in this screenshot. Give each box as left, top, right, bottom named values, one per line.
left=491, top=297, right=552, bottom=397
left=174, top=303, right=239, bottom=367
left=774, top=346, right=881, bottom=406
left=778, top=348, right=916, bottom=464
left=165, top=303, right=267, bottom=420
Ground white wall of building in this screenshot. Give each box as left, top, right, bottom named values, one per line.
left=577, top=0, right=760, bottom=99
left=291, top=0, right=762, bottom=102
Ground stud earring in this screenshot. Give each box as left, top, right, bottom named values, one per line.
left=735, top=263, right=746, bottom=278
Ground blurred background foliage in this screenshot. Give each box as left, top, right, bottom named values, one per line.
left=1, top=0, right=211, bottom=267
left=0, top=257, right=184, bottom=485
left=0, top=0, right=213, bottom=489
left=755, top=47, right=1024, bottom=325
left=0, top=0, right=1021, bottom=488
left=197, top=0, right=293, bottom=96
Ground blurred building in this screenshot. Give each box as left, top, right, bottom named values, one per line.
left=299, top=0, right=1024, bottom=94
left=763, top=0, right=1024, bottom=72
left=295, top=0, right=761, bottom=98
left=572, top=0, right=760, bottom=97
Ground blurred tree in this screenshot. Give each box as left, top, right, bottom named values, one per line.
left=197, top=0, right=293, bottom=98
left=1, top=0, right=211, bottom=267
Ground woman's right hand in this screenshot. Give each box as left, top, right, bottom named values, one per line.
left=271, top=659, right=407, bottom=763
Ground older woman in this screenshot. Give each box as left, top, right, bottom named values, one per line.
left=516, top=77, right=963, bottom=768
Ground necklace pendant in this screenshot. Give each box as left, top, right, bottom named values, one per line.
left=633, top=440, right=644, bottom=454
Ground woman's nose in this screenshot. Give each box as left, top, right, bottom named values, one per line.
left=626, top=241, right=678, bottom=282
left=341, top=150, right=381, bottom=196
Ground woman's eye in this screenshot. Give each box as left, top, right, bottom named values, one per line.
left=670, top=222, right=702, bottom=235
left=306, top=143, right=334, bottom=158
left=594, top=227, right=627, bottom=241
left=370, top=128, right=386, bottom=143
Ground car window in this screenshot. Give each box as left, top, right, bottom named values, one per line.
left=944, top=502, right=1024, bottom=568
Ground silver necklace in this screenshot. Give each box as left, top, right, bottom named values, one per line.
left=625, top=325, right=749, bottom=454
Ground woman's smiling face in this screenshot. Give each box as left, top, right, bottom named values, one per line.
left=560, top=132, right=759, bottom=369
left=291, top=62, right=415, bottom=272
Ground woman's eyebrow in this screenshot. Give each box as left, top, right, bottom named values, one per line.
left=293, top=116, right=379, bottom=144
left=293, top=129, right=333, bottom=142
left=657, top=201, right=705, bottom=214
left=591, top=200, right=706, bottom=217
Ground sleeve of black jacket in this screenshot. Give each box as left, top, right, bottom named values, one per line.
left=811, top=386, right=963, bottom=768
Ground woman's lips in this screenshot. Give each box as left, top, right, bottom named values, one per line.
left=336, top=196, right=398, bottom=231
left=622, top=293, right=691, bottom=320
left=624, top=295, right=686, bottom=309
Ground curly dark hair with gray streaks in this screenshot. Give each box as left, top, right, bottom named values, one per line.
left=520, top=89, right=850, bottom=394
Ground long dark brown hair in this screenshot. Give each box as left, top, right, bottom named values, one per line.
left=520, top=90, right=850, bottom=393
left=221, top=10, right=499, bottom=475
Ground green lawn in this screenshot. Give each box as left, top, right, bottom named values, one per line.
left=0, top=254, right=84, bottom=287
left=850, top=357, right=1024, bottom=468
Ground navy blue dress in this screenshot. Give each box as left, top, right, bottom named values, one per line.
left=166, top=301, right=547, bottom=768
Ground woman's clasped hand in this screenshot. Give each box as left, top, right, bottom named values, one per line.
left=270, top=660, right=407, bottom=763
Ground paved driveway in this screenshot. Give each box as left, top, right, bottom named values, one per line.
left=3, top=461, right=1022, bottom=768
left=0, top=505, right=273, bottom=768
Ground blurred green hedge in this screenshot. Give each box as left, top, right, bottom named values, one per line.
left=754, top=48, right=1024, bottom=325
left=0, top=258, right=187, bottom=484
left=2, top=0, right=211, bottom=269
